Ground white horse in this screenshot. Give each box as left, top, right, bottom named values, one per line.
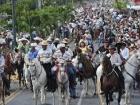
left=54, top=60, right=70, bottom=105
left=28, top=59, right=47, bottom=105
left=96, top=52, right=140, bottom=105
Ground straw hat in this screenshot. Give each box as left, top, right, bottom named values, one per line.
left=41, top=40, right=48, bottom=45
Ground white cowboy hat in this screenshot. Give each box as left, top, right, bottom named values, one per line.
left=55, top=38, right=60, bottom=41
left=30, top=43, right=37, bottom=47
left=62, top=40, right=68, bottom=44
left=18, top=38, right=29, bottom=42
left=34, top=37, right=43, bottom=41
left=41, top=40, right=48, bottom=45
left=59, top=44, right=65, bottom=48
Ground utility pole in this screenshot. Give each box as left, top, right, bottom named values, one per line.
left=12, top=0, right=16, bottom=48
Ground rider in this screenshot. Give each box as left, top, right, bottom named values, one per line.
left=33, top=36, right=43, bottom=51
left=37, top=40, right=53, bottom=92
left=120, top=43, right=129, bottom=64
left=96, top=40, right=109, bottom=54
left=18, top=38, right=30, bottom=58
left=27, top=43, right=38, bottom=61
left=107, top=45, right=125, bottom=94
left=0, top=49, right=10, bottom=96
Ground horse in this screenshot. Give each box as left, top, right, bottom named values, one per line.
left=4, top=51, right=15, bottom=89
left=13, top=52, right=26, bottom=89
left=54, top=60, right=70, bottom=105
left=96, top=52, right=140, bottom=105
left=101, top=56, right=123, bottom=105
left=73, top=52, right=97, bottom=96
left=28, top=59, right=47, bottom=105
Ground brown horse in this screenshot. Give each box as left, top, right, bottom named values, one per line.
left=76, top=52, right=97, bottom=95
left=101, top=56, right=122, bottom=105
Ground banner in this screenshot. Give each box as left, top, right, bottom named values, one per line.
left=134, top=0, right=140, bottom=5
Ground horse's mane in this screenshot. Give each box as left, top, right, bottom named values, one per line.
left=32, top=59, right=42, bottom=71
left=102, top=56, right=112, bottom=74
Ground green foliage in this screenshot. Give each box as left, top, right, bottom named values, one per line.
left=113, top=0, right=127, bottom=10
left=0, top=0, right=74, bottom=36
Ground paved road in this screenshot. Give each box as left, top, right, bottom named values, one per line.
left=6, top=80, right=140, bottom=105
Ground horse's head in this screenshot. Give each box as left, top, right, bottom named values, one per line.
left=134, top=53, right=140, bottom=65
left=28, top=59, right=39, bottom=79
left=57, top=60, right=68, bottom=84
left=94, top=52, right=106, bottom=65
left=102, top=56, right=112, bottom=74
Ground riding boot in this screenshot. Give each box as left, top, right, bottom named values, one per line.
left=115, top=67, right=125, bottom=94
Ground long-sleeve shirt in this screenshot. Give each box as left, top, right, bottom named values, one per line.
left=120, top=47, right=129, bottom=60
left=110, top=53, right=122, bottom=66
left=28, top=50, right=38, bottom=61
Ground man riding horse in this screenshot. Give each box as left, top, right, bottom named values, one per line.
left=100, top=45, right=125, bottom=95
left=37, top=40, right=54, bottom=92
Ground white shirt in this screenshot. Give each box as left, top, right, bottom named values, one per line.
left=110, top=53, right=122, bottom=66
left=0, top=55, right=5, bottom=74
left=53, top=50, right=72, bottom=61
left=47, top=43, right=56, bottom=52
left=37, top=48, right=52, bottom=63
left=120, top=47, right=129, bottom=60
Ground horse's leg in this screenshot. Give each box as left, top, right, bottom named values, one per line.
left=128, top=84, right=133, bottom=105
left=83, top=79, right=87, bottom=97
left=109, top=91, right=113, bottom=102
left=58, top=86, right=62, bottom=105
left=124, top=82, right=129, bottom=105
left=17, top=70, right=21, bottom=89
left=96, top=78, right=105, bottom=105
left=8, top=73, right=11, bottom=89
left=40, top=86, right=46, bottom=104
left=92, top=76, right=97, bottom=96
left=105, top=92, right=109, bottom=105
left=86, top=79, right=89, bottom=95
left=118, top=91, right=122, bottom=105
left=65, top=84, right=70, bottom=105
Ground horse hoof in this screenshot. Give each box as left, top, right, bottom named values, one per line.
left=93, top=93, right=96, bottom=96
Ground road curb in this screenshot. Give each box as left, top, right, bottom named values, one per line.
left=0, top=89, right=22, bottom=105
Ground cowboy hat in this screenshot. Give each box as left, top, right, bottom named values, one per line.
left=62, top=40, right=68, bottom=44
left=41, top=40, right=48, bottom=45
left=30, top=43, right=37, bottom=47
left=34, top=37, right=43, bottom=41
left=18, top=38, right=29, bottom=42
left=55, top=38, right=60, bottom=41
left=59, top=44, right=65, bottom=48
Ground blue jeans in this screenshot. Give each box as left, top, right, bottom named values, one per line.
left=70, top=85, right=76, bottom=97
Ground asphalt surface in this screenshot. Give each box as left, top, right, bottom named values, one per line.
left=6, top=80, right=140, bottom=105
